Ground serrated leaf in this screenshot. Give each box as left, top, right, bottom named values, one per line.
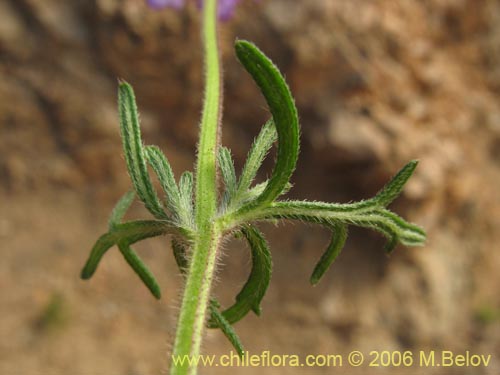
left=81, top=220, right=179, bottom=280
left=118, top=81, right=166, bottom=219
left=208, top=224, right=272, bottom=326
left=236, top=119, right=277, bottom=197
left=145, top=145, right=182, bottom=216
left=310, top=223, right=348, bottom=285
left=235, top=40, right=300, bottom=210
left=372, top=160, right=418, bottom=207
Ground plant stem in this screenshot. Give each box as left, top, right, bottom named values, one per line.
left=170, top=0, right=221, bottom=374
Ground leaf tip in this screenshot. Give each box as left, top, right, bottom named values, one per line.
left=117, top=78, right=129, bottom=87
left=234, top=38, right=251, bottom=49
left=309, top=272, right=322, bottom=286
left=152, top=287, right=162, bottom=300
left=251, top=305, right=262, bottom=316
left=383, top=236, right=399, bottom=254
left=80, top=267, right=93, bottom=280
left=406, top=159, right=419, bottom=173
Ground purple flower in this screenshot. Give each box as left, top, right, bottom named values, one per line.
left=147, top=0, right=247, bottom=21
left=147, top=0, right=184, bottom=10
left=214, top=0, right=242, bottom=21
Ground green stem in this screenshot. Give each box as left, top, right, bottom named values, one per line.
left=170, top=0, right=221, bottom=374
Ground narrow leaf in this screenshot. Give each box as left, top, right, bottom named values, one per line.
left=118, top=81, right=166, bottom=219
left=371, top=209, right=426, bottom=245
left=383, top=235, right=399, bottom=254
left=117, top=243, right=161, bottom=299
left=209, top=300, right=245, bottom=357
left=172, top=237, right=189, bottom=272
left=145, top=145, right=181, bottom=216
left=106, top=191, right=162, bottom=298
left=108, top=190, right=135, bottom=229
left=178, top=171, right=194, bottom=227
left=235, top=40, right=300, bottom=209
left=208, top=224, right=272, bottom=326
left=81, top=220, right=179, bottom=279
left=236, top=119, right=277, bottom=195
left=372, top=160, right=418, bottom=207
left=244, top=181, right=292, bottom=203
left=242, top=200, right=426, bottom=252
left=345, top=213, right=426, bottom=247
left=218, top=146, right=237, bottom=200
left=310, top=223, right=348, bottom=285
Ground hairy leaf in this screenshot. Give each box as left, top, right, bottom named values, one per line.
left=172, top=237, right=189, bottom=272
left=178, top=171, right=195, bottom=228
left=235, top=40, right=300, bottom=210
left=310, top=223, right=348, bottom=285
left=145, top=145, right=181, bottom=216
left=81, top=220, right=180, bottom=279
left=209, top=300, right=245, bottom=357
left=236, top=200, right=426, bottom=253
left=236, top=181, right=292, bottom=207
left=349, top=210, right=426, bottom=246
left=208, top=224, right=272, bottom=327
left=108, top=190, right=135, bottom=229
left=218, top=146, right=237, bottom=207
left=105, top=191, right=162, bottom=298
left=236, top=119, right=277, bottom=197
left=118, top=81, right=166, bottom=219
left=117, top=243, right=162, bottom=299
left=371, top=160, right=418, bottom=207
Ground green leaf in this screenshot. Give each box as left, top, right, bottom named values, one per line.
left=108, top=190, right=135, bottom=230
left=243, top=200, right=378, bottom=226
left=172, top=237, right=189, bottom=272
left=106, top=191, right=162, bottom=298
left=383, top=235, right=399, bottom=254
left=371, top=160, right=418, bottom=207
left=310, top=223, right=348, bottom=285
left=178, top=171, right=195, bottom=228
left=218, top=146, right=237, bottom=207
left=208, top=300, right=245, bottom=357
left=236, top=119, right=277, bottom=197
left=235, top=40, right=300, bottom=210
left=236, top=181, right=292, bottom=207
left=118, top=81, right=166, bottom=219
left=81, top=220, right=180, bottom=280
left=117, top=243, right=162, bottom=299
left=145, top=145, right=182, bottom=217
left=208, top=224, right=272, bottom=326
left=352, top=209, right=426, bottom=246
left=236, top=200, right=426, bottom=253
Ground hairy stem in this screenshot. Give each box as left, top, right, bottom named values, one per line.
left=171, top=226, right=221, bottom=374
left=195, top=0, right=221, bottom=224
left=170, top=0, right=221, bottom=374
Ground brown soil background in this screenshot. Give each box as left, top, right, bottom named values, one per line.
left=1, top=0, right=500, bottom=374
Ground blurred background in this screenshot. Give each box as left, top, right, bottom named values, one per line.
left=1, top=0, right=499, bottom=374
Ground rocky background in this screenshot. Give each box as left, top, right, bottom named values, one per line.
left=1, top=0, right=500, bottom=374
